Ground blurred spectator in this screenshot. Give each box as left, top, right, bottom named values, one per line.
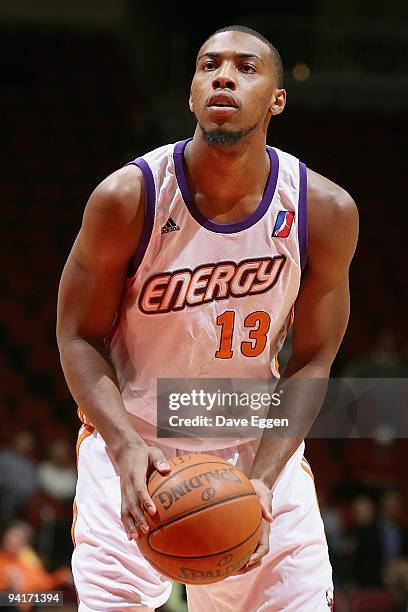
left=319, top=492, right=348, bottom=584
left=341, top=330, right=407, bottom=378
left=378, top=490, right=408, bottom=566
left=25, top=439, right=77, bottom=569
left=0, top=520, right=72, bottom=610
left=0, top=431, right=39, bottom=523
left=348, top=495, right=383, bottom=587
left=37, top=439, right=76, bottom=502
left=384, top=557, right=408, bottom=611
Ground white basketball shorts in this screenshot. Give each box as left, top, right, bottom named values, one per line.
left=72, top=426, right=333, bottom=611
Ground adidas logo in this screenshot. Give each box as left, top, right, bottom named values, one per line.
left=161, top=217, right=180, bottom=234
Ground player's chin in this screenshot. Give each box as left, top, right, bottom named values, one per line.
left=201, top=125, right=245, bottom=148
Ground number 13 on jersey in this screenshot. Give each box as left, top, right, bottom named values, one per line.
left=215, top=310, right=271, bottom=359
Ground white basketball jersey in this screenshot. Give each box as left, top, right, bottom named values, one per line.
left=106, top=138, right=307, bottom=446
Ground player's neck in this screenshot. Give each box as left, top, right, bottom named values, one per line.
left=184, top=131, right=270, bottom=211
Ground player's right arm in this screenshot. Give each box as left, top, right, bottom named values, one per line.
left=56, top=166, right=170, bottom=541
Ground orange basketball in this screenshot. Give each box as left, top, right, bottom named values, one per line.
left=137, top=453, right=262, bottom=584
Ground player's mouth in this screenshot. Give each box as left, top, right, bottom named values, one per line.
left=207, top=92, right=239, bottom=116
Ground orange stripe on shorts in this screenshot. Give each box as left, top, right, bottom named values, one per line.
left=301, top=457, right=314, bottom=480
left=72, top=425, right=94, bottom=546
left=77, top=406, right=95, bottom=428
left=75, top=425, right=94, bottom=462
left=71, top=498, right=78, bottom=546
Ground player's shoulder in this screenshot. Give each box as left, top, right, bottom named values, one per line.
left=79, top=164, right=145, bottom=257
left=307, top=168, right=358, bottom=226
left=306, top=168, right=359, bottom=265
left=92, top=142, right=173, bottom=208
left=307, top=168, right=358, bottom=248
left=87, top=165, right=144, bottom=222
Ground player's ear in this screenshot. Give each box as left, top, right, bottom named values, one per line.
left=269, top=88, right=286, bottom=116
left=189, top=92, right=194, bottom=113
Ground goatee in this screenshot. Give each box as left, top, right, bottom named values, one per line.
left=200, top=122, right=259, bottom=146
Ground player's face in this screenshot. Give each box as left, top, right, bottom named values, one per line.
left=190, top=31, right=281, bottom=143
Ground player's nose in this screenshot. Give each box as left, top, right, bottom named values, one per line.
left=212, top=64, right=236, bottom=90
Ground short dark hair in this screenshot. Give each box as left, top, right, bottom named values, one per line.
left=200, top=25, right=284, bottom=88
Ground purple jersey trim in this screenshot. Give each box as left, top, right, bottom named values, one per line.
left=298, top=161, right=308, bottom=271
left=173, top=138, right=279, bottom=234
left=125, top=157, right=156, bottom=277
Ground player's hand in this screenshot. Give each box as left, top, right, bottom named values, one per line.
left=234, top=479, right=273, bottom=575
left=116, top=444, right=171, bottom=541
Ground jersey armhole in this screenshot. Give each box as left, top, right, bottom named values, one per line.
left=298, top=161, right=308, bottom=271
left=125, top=157, right=156, bottom=278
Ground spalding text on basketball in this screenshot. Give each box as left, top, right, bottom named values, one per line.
left=178, top=552, right=251, bottom=581
left=156, top=468, right=242, bottom=511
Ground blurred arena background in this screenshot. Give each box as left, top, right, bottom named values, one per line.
left=0, top=1, right=407, bottom=610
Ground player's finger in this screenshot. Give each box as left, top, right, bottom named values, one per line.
left=121, top=508, right=139, bottom=541
left=139, top=486, right=157, bottom=516
left=235, top=559, right=262, bottom=575
left=149, top=448, right=171, bottom=474
left=129, top=502, right=150, bottom=536
left=125, top=486, right=151, bottom=535
left=260, top=499, right=273, bottom=523
left=232, top=522, right=270, bottom=575
left=248, top=541, right=269, bottom=565
left=247, top=523, right=270, bottom=565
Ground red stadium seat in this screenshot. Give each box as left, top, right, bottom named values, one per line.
left=349, top=589, right=400, bottom=612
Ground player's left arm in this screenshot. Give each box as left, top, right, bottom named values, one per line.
left=240, top=169, right=359, bottom=573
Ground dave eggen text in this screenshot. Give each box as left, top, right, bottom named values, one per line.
left=168, top=415, right=289, bottom=428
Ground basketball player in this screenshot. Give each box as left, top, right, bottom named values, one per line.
left=57, top=25, right=358, bottom=611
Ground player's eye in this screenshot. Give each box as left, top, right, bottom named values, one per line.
left=240, top=64, right=256, bottom=73
left=202, top=61, right=217, bottom=71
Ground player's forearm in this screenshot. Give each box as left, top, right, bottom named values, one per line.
left=58, top=336, right=146, bottom=459
left=250, top=360, right=329, bottom=487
